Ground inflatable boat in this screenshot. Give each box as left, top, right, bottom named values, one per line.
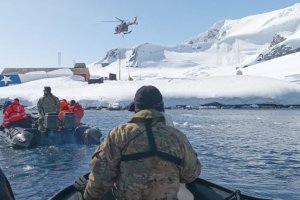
left=0, top=125, right=102, bottom=148
left=49, top=173, right=271, bottom=200
left=0, top=112, right=102, bottom=148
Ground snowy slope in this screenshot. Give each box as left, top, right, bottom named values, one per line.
left=92, top=3, right=300, bottom=81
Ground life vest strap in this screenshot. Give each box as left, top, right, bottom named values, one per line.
left=121, top=118, right=182, bottom=166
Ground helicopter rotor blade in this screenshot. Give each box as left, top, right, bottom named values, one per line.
left=115, top=17, right=124, bottom=22
left=101, top=20, right=119, bottom=22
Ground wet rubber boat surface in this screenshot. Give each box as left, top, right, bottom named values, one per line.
left=49, top=175, right=271, bottom=200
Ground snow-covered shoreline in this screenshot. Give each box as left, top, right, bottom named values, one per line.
left=1, top=74, right=300, bottom=108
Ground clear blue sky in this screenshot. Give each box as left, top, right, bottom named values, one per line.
left=0, top=0, right=299, bottom=68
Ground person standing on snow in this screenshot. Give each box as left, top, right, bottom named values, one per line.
left=37, top=86, right=60, bottom=132
left=84, top=85, right=201, bottom=200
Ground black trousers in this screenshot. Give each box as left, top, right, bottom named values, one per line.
left=9, top=118, right=32, bottom=128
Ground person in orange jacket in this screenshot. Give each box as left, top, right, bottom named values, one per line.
left=58, top=99, right=71, bottom=122
left=68, top=100, right=84, bottom=126
left=1, top=99, right=31, bottom=128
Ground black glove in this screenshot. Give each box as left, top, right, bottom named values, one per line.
left=0, top=125, right=4, bottom=131
left=74, top=175, right=87, bottom=192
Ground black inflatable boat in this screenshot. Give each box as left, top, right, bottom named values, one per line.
left=0, top=112, right=102, bottom=148
left=49, top=174, right=271, bottom=200
left=0, top=125, right=102, bottom=148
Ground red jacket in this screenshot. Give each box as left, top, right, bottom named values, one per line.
left=2, top=100, right=28, bottom=127
left=68, top=103, right=84, bottom=125
left=58, top=99, right=72, bottom=121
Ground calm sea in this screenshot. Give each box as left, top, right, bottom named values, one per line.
left=0, top=109, right=300, bottom=200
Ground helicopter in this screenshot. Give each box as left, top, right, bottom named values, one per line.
left=102, top=16, right=138, bottom=35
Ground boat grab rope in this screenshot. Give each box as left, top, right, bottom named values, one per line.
left=224, top=190, right=241, bottom=200
left=7, top=127, right=20, bottom=139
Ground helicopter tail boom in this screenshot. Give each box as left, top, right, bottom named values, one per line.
left=127, top=16, right=138, bottom=25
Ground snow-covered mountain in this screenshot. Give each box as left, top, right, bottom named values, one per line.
left=2, top=4, right=300, bottom=107
left=91, top=3, right=300, bottom=82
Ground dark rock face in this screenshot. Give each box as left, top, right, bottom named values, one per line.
left=253, top=33, right=299, bottom=64
left=269, top=34, right=286, bottom=48
left=257, top=45, right=300, bottom=62
left=188, top=28, right=220, bottom=45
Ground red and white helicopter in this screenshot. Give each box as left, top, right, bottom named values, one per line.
left=102, top=16, right=138, bottom=35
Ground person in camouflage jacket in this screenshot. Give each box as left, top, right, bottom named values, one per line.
left=84, top=85, right=201, bottom=200
left=37, top=86, right=60, bottom=132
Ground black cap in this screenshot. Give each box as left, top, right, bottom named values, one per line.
left=44, top=86, right=51, bottom=92
left=3, top=100, right=11, bottom=108
left=133, top=85, right=164, bottom=112
left=70, top=100, right=76, bottom=105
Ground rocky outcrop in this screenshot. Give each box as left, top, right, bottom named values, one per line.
left=269, top=34, right=287, bottom=48
left=257, top=45, right=300, bottom=62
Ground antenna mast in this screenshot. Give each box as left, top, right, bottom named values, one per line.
left=119, top=50, right=121, bottom=80
left=58, top=52, right=61, bottom=67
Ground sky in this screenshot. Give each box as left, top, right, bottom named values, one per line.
left=0, top=0, right=300, bottom=68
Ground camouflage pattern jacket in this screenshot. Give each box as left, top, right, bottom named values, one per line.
left=37, top=93, right=60, bottom=116
left=84, top=109, right=201, bottom=200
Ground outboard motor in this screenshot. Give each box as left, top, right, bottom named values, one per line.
left=11, top=128, right=34, bottom=148
left=45, top=112, right=58, bottom=130
left=62, top=112, right=76, bottom=130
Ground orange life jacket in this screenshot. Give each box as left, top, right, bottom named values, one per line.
left=68, top=103, right=84, bottom=125
left=58, top=99, right=71, bottom=121
left=59, top=99, right=70, bottom=111
left=2, top=100, right=28, bottom=127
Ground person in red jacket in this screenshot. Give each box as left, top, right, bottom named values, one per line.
left=1, top=99, right=31, bottom=128
left=68, top=100, right=84, bottom=126
left=58, top=99, right=71, bottom=122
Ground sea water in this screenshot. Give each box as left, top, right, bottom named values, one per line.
left=0, top=109, right=300, bottom=200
